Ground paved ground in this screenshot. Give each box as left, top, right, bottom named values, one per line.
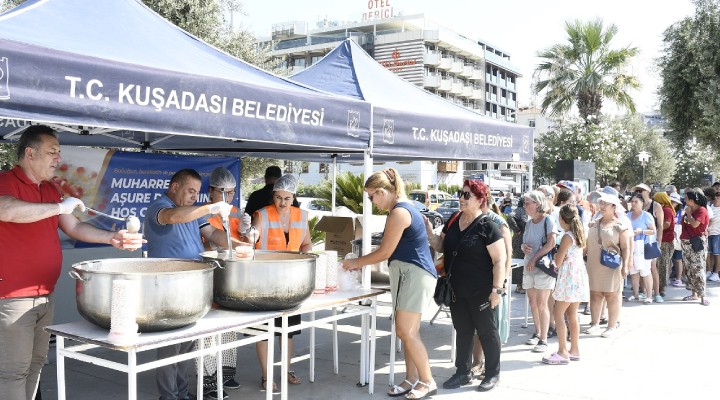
left=39, top=279, right=719, bottom=399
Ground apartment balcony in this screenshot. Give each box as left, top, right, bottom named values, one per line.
left=497, top=78, right=506, bottom=88
left=423, top=75, right=440, bottom=88
left=461, top=65, right=474, bottom=77
left=424, top=52, right=440, bottom=66
left=450, top=60, right=463, bottom=74
left=508, top=99, right=516, bottom=108
left=507, top=82, right=516, bottom=91
left=486, top=92, right=492, bottom=102
left=491, top=94, right=497, bottom=102
left=471, top=89, right=483, bottom=100
left=438, top=78, right=452, bottom=91
left=499, top=97, right=507, bottom=105
left=438, top=57, right=453, bottom=70
left=470, top=68, right=483, bottom=80
left=450, top=82, right=463, bottom=94
left=437, top=161, right=458, bottom=173
left=460, top=85, right=474, bottom=98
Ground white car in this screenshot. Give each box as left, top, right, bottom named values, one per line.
left=297, top=197, right=332, bottom=220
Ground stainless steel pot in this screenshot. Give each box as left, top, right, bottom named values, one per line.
left=201, top=250, right=316, bottom=311
left=70, top=258, right=215, bottom=332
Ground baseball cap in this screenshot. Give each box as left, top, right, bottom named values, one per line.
left=556, top=180, right=578, bottom=192
left=669, top=193, right=683, bottom=205
left=633, top=183, right=651, bottom=193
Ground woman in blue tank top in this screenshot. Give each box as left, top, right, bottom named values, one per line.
left=342, top=168, right=437, bottom=399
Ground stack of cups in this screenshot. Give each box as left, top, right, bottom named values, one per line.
left=314, top=253, right=328, bottom=294
left=325, top=250, right=338, bottom=292
left=108, top=279, right=139, bottom=342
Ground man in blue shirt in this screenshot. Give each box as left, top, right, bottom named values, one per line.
left=144, top=168, right=233, bottom=400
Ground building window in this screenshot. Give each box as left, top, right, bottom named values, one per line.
left=319, top=163, right=328, bottom=173
left=292, top=58, right=305, bottom=67
left=493, top=163, right=500, bottom=170
left=481, top=163, right=488, bottom=170
left=283, top=161, right=293, bottom=173
left=529, top=120, right=536, bottom=127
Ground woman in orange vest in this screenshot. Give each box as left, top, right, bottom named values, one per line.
left=243, top=174, right=311, bottom=392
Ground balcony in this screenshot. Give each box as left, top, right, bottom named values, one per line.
left=507, top=81, right=516, bottom=91
left=450, top=82, right=463, bottom=94
left=438, top=57, right=453, bottom=70
left=461, top=65, right=474, bottom=77
left=423, top=75, right=440, bottom=88
left=470, top=68, right=483, bottom=80
left=424, top=52, right=440, bottom=66
left=437, top=161, right=458, bottom=173
left=460, top=85, right=474, bottom=98
left=450, top=60, right=463, bottom=74
left=438, top=78, right=452, bottom=91
left=497, top=78, right=506, bottom=88
left=471, top=89, right=483, bottom=100
left=508, top=99, right=516, bottom=108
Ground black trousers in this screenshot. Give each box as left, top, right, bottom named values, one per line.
left=449, top=294, right=501, bottom=378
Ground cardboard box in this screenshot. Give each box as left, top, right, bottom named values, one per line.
left=316, top=214, right=386, bottom=257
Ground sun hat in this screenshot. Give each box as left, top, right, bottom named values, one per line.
left=601, top=186, right=619, bottom=197
left=587, top=191, right=603, bottom=204
left=669, top=192, right=683, bottom=205
left=632, top=183, right=651, bottom=193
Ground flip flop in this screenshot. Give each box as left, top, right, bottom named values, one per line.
left=541, top=352, right=569, bottom=365
left=682, top=296, right=698, bottom=301
left=568, top=354, right=580, bottom=361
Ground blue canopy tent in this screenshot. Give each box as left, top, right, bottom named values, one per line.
left=291, top=39, right=533, bottom=162
left=0, top=0, right=371, bottom=156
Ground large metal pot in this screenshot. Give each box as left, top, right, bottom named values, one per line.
left=70, top=258, right=215, bottom=332
left=201, top=250, right=315, bottom=311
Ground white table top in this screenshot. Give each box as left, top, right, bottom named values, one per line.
left=46, top=289, right=384, bottom=350
left=46, top=309, right=281, bottom=351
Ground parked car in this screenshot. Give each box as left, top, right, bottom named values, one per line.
left=408, top=189, right=453, bottom=211
left=436, top=199, right=460, bottom=224
left=409, top=200, right=444, bottom=229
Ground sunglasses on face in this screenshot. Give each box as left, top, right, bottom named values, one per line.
left=457, top=190, right=472, bottom=200
left=635, top=189, right=644, bottom=194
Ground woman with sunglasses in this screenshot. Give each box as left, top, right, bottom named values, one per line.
left=425, top=180, right=505, bottom=392
left=520, top=190, right=557, bottom=353
left=342, top=168, right=438, bottom=399
left=680, top=189, right=710, bottom=306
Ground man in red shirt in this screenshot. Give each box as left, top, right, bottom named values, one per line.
left=0, top=125, right=141, bottom=400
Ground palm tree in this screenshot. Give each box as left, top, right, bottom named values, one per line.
left=533, top=19, right=640, bottom=121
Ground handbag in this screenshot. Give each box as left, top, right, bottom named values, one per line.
left=643, top=238, right=662, bottom=260
left=597, top=224, right=622, bottom=269
left=689, top=236, right=704, bottom=252
left=534, top=217, right=558, bottom=278
left=433, top=213, right=483, bottom=307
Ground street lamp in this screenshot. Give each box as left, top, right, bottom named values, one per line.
left=638, top=151, right=650, bottom=183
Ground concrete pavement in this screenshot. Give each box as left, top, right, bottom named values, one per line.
left=39, top=280, right=719, bottom=399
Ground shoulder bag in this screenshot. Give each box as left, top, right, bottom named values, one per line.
left=534, top=217, right=558, bottom=278
left=644, top=237, right=662, bottom=260
left=433, top=213, right=484, bottom=307
left=598, top=223, right=622, bottom=269
left=689, top=235, right=704, bottom=252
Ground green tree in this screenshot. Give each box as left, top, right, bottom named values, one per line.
left=533, top=19, right=640, bottom=121
left=614, top=117, right=677, bottom=186
left=658, top=0, right=720, bottom=148
left=315, top=172, right=367, bottom=214
left=672, top=141, right=718, bottom=188
left=533, top=116, right=634, bottom=185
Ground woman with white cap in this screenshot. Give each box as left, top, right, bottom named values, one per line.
left=584, top=194, right=631, bottom=338
left=244, top=173, right=312, bottom=391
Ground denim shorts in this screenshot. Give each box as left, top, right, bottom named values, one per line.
left=672, top=250, right=683, bottom=260
left=708, top=235, right=720, bottom=255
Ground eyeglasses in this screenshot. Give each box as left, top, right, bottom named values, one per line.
left=635, top=189, right=645, bottom=194
left=457, top=190, right=472, bottom=200
left=368, top=190, right=379, bottom=202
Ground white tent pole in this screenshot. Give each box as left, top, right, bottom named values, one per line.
left=331, top=155, right=337, bottom=214
left=528, top=163, right=534, bottom=192
left=361, top=106, right=374, bottom=289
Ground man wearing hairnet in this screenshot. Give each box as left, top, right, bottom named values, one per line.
left=242, top=174, right=311, bottom=391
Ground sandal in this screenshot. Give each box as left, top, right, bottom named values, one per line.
left=568, top=354, right=581, bottom=361
left=541, top=352, right=569, bottom=365
left=288, top=370, right=301, bottom=385
left=682, top=295, right=698, bottom=302
left=388, top=379, right=417, bottom=397
left=260, top=377, right=278, bottom=393
left=700, top=298, right=710, bottom=306
left=470, top=362, right=485, bottom=377
left=405, top=380, right=437, bottom=399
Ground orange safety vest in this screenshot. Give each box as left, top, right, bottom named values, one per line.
left=255, top=205, right=308, bottom=251
left=204, top=205, right=241, bottom=250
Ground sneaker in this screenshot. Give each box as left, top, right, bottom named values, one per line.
left=709, top=272, right=720, bottom=282
left=601, top=324, right=620, bottom=338
left=672, top=279, right=684, bottom=287
left=525, top=334, right=540, bottom=346
left=707, top=271, right=713, bottom=279
left=654, top=294, right=664, bottom=303
left=205, top=390, right=229, bottom=400
left=532, top=341, right=548, bottom=353
left=599, top=317, right=608, bottom=325
left=627, top=295, right=638, bottom=301
left=223, top=378, right=241, bottom=390
left=584, top=324, right=602, bottom=335
left=202, top=376, right=229, bottom=400
left=638, top=292, right=647, bottom=300
left=643, top=297, right=653, bottom=304
left=547, top=327, right=557, bottom=338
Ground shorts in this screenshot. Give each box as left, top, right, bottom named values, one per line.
left=630, top=239, right=651, bottom=276
left=522, top=267, right=556, bottom=290
left=708, top=235, right=720, bottom=255
left=672, top=250, right=683, bottom=260
left=388, top=260, right=436, bottom=313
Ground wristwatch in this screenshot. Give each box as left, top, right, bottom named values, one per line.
left=493, top=287, right=503, bottom=294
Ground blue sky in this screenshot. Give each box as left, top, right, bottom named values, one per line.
left=238, top=0, right=695, bottom=114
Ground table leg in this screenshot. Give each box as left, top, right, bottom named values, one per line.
left=524, top=294, right=529, bottom=328
left=266, top=321, right=274, bottom=400
left=332, top=307, right=338, bottom=374
left=128, top=350, right=137, bottom=400
left=389, top=315, right=396, bottom=386
left=359, top=313, right=367, bottom=385
left=280, top=315, right=289, bottom=400
left=309, top=311, right=315, bottom=383
left=197, top=337, right=205, bottom=400
left=368, top=298, right=377, bottom=394
left=215, top=333, right=223, bottom=400
left=56, top=336, right=66, bottom=400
